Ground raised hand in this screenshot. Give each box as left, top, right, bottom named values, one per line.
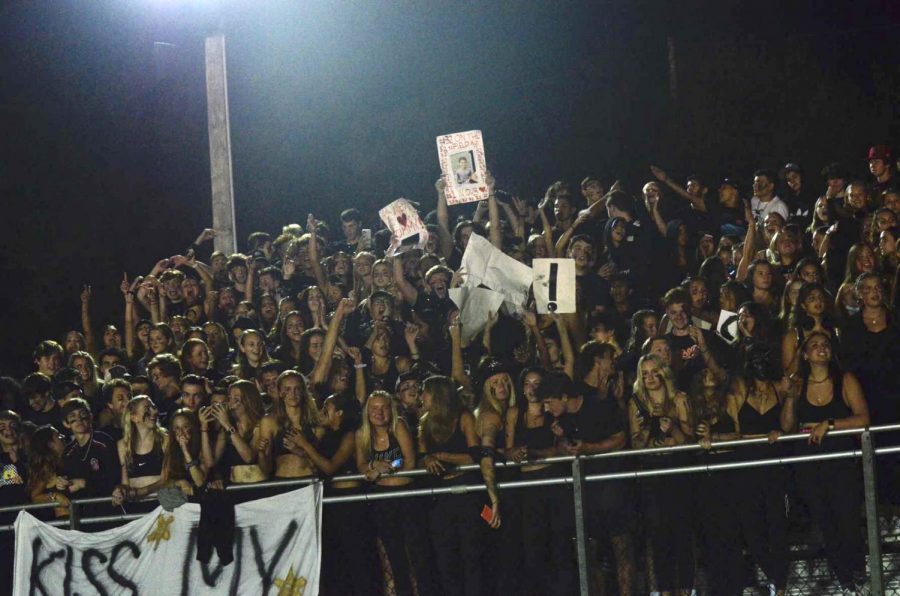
left=649, top=165, right=667, bottom=182
left=307, top=214, right=318, bottom=235
left=404, top=322, right=419, bottom=344
left=81, top=285, right=92, bottom=303
left=195, top=228, right=216, bottom=244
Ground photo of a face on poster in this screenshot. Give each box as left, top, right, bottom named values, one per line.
left=437, top=130, right=489, bottom=205
left=379, top=198, right=425, bottom=241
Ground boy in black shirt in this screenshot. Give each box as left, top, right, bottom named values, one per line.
left=60, top=399, right=120, bottom=499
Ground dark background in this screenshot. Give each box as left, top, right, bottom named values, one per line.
left=1, top=0, right=899, bottom=377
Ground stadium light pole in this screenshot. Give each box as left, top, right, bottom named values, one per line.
left=204, top=28, right=237, bottom=255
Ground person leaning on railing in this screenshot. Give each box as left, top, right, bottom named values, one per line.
left=780, top=330, right=870, bottom=593
left=628, top=354, right=694, bottom=595
left=356, top=390, right=437, bottom=596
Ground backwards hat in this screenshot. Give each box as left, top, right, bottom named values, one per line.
left=868, top=145, right=893, bottom=163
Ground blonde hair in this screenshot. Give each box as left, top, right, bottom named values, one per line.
left=358, top=391, right=401, bottom=462
left=120, top=395, right=167, bottom=471
left=632, top=354, right=679, bottom=417
left=474, top=372, right=516, bottom=421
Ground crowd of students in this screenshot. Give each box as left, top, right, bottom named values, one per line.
left=3, top=146, right=900, bottom=595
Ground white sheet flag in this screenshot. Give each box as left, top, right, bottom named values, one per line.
left=533, top=258, right=577, bottom=314
left=449, top=286, right=505, bottom=345
left=14, top=484, right=322, bottom=596
left=460, top=233, right=533, bottom=307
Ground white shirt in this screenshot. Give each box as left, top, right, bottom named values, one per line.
left=751, top=194, right=789, bottom=225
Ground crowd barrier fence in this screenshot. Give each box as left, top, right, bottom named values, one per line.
left=3, top=423, right=900, bottom=595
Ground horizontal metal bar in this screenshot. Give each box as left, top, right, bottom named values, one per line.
left=0, top=518, right=68, bottom=533
left=2, top=423, right=898, bottom=520
left=79, top=513, right=146, bottom=526
left=584, top=448, right=864, bottom=483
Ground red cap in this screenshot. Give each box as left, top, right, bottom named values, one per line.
left=868, top=145, right=893, bottom=162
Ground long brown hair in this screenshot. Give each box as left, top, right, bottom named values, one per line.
left=161, top=409, right=201, bottom=482
left=274, top=370, right=318, bottom=435
left=120, top=395, right=166, bottom=471
left=27, top=425, right=63, bottom=495
left=228, top=380, right=265, bottom=430
left=419, top=376, right=462, bottom=451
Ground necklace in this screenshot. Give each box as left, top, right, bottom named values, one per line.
left=808, top=375, right=829, bottom=384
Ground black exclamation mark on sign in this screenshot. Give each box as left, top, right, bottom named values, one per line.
left=547, top=263, right=558, bottom=312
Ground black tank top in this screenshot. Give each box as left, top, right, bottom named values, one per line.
left=371, top=434, right=403, bottom=463
left=515, top=409, right=554, bottom=451
left=440, top=417, right=469, bottom=455
left=798, top=373, right=852, bottom=424
left=319, top=430, right=356, bottom=478
left=128, top=447, right=163, bottom=478
left=738, top=384, right=781, bottom=435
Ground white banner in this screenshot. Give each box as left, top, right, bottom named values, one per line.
left=14, top=484, right=322, bottom=596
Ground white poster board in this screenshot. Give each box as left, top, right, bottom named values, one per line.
left=436, top=130, right=489, bottom=205
left=533, top=258, right=577, bottom=314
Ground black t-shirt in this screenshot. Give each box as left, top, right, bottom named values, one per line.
left=577, top=273, right=613, bottom=314
left=23, top=404, right=63, bottom=431
left=0, top=449, right=28, bottom=511
left=706, top=201, right=749, bottom=236
left=62, top=434, right=120, bottom=498
left=562, top=384, right=626, bottom=471
left=667, top=332, right=705, bottom=390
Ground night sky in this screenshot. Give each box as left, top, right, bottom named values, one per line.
left=1, top=0, right=898, bottom=376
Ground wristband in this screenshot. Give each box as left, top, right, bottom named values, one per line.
left=827, top=418, right=835, bottom=431
left=354, top=363, right=367, bottom=369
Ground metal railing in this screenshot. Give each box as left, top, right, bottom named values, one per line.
left=3, top=423, right=900, bottom=594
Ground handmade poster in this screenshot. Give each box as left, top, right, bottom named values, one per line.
left=716, top=309, right=739, bottom=344
left=379, top=198, right=426, bottom=242
left=449, top=286, right=505, bottom=344
left=460, top=233, right=533, bottom=307
left=533, top=258, right=576, bottom=314
left=14, top=484, right=322, bottom=596
left=436, top=130, right=489, bottom=205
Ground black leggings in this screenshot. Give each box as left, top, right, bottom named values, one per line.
left=640, top=475, right=694, bottom=592
left=371, top=494, right=439, bottom=596
left=520, top=477, right=577, bottom=596
left=735, top=465, right=788, bottom=589
left=321, top=499, right=381, bottom=596
left=427, top=490, right=485, bottom=596
left=795, top=457, right=865, bottom=585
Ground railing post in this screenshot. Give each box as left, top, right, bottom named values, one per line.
left=69, top=498, right=80, bottom=531
left=572, top=457, right=590, bottom=596
left=861, top=430, right=883, bottom=595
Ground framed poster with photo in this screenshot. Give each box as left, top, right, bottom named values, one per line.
left=436, top=130, right=489, bottom=205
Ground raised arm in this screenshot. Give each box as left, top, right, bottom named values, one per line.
left=736, top=200, right=757, bottom=283
left=121, top=276, right=137, bottom=360
left=392, top=256, right=419, bottom=305
left=449, top=313, right=470, bottom=391
left=650, top=166, right=708, bottom=212
left=554, top=211, right=591, bottom=257
left=434, top=178, right=454, bottom=259
left=80, top=285, right=98, bottom=355
left=307, top=214, right=331, bottom=293
left=555, top=313, right=575, bottom=380
left=310, top=298, right=352, bottom=386
left=487, top=172, right=502, bottom=249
